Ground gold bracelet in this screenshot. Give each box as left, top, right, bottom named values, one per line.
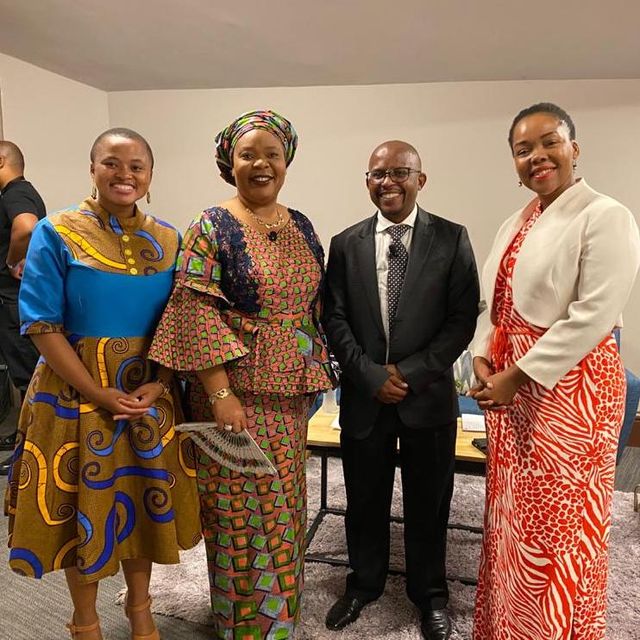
left=208, top=387, right=234, bottom=405
left=155, top=379, right=171, bottom=396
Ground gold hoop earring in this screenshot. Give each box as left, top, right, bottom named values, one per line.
left=146, top=191, right=151, bottom=204
left=91, top=184, right=97, bottom=199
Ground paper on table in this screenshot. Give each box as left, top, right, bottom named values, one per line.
left=330, top=414, right=341, bottom=430
left=461, top=413, right=486, bottom=432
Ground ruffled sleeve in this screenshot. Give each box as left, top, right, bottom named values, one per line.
left=148, top=211, right=249, bottom=371
left=176, top=211, right=229, bottom=300
left=19, top=219, right=68, bottom=335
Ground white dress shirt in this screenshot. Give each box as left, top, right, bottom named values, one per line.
left=375, top=205, right=418, bottom=351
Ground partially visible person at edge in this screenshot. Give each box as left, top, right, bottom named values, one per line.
left=0, top=141, right=46, bottom=475
left=322, top=140, right=480, bottom=640
left=148, top=110, right=334, bottom=639
left=468, top=103, right=640, bottom=640
left=5, top=128, right=201, bottom=640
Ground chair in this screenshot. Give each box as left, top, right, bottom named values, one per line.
left=618, top=374, right=640, bottom=463
left=0, top=362, right=11, bottom=425
left=615, top=330, right=640, bottom=463
left=455, top=350, right=483, bottom=416
left=454, top=340, right=639, bottom=463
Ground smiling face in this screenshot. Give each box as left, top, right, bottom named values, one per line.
left=232, top=128, right=287, bottom=207
left=511, top=112, right=580, bottom=207
left=366, top=142, right=426, bottom=223
left=90, top=135, right=152, bottom=218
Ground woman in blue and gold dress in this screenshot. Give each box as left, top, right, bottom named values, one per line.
left=5, top=128, right=201, bottom=640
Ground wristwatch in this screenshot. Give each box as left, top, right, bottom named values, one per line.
left=208, top=387, right=234, bottom=405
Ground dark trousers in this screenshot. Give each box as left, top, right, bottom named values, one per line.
left=340, top=405, right=456, bottom=612
left=0, top=297, right=39, bottom=432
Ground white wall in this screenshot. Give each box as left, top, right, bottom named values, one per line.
left=109, top=80, right=640, bottom=371
left=0, top=52, right=108, bottom=211
left=2, top=66, right=638, bottom=370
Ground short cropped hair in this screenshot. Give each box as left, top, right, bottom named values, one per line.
left=90, top=127, right=154, bottom=168
left=0, top=141, right=25, bottom=172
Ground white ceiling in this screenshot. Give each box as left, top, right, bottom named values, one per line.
left=1, top=0, right=639, bottom=92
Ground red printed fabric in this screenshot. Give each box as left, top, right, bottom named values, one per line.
left=473, top=203, right=625, bottom=640
left=149, top=207, right=333, bottom=396
left=192, top=389, right=312, bottom=639
left=148, top=206, right=334, bottom=639
left=149, top=284, right=250, bottom=370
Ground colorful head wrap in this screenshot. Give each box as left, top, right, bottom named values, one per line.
left=214, top=109, right=298, bottom=185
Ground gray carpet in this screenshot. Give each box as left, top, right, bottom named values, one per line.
left=136, top=458, right=639, bottom=639
left=0, top=453, right=639, bottom=639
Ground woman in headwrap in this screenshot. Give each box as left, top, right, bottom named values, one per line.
left=149, top=110, right=334, bottom=639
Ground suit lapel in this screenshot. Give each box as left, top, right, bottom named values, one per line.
left=356, top=215, right=385, bottom=337
left=396, top=208, right=435, bottom=316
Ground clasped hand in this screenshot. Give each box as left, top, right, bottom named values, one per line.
left=467, top=357, right=529, bottom=410
left=91, top=382, right=166, bottom=421
left=376, top=364, right=409, bottom=404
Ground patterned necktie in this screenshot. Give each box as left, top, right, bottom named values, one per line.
left=386, top=224, right=411, bottom=335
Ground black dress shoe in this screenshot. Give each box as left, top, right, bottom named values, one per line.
left=325, top=595, right=370, bottom=630
left=0, top=453, right=13, bottom=476
left=421, top=609, right=452, bottom=640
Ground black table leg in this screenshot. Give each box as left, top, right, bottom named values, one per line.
left=305, top=449, right=482, bottom=586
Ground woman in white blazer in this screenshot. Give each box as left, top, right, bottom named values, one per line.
left=469, top=103, right=640, bottom=640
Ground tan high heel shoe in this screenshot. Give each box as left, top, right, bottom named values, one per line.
left=125, top=596, right=160, bottom=640
left=66, top=619, right=101, bottom=639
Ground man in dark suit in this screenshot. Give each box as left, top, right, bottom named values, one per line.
left=322, top=141, right=479, bottom=640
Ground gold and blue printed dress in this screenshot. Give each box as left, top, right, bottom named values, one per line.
left=5, top=199, right=201, bottom=583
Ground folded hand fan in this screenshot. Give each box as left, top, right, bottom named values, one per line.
left=175, top=422, right=277, bottom=475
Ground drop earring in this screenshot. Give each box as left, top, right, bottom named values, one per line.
left=91, top=184, right=97, bottom=199
left=146, top=191, right=151, bottom=204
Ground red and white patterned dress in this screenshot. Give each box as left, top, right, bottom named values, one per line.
left=473, top=203, right=626, bottom=640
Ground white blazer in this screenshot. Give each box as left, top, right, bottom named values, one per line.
left=471, top=179, right=640, bottom=389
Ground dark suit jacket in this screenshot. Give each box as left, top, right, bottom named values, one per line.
left=322, top=207, right=480, bottom=438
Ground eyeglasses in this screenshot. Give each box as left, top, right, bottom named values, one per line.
left=365, top=167, right=421, bottom=183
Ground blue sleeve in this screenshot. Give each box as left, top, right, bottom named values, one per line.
left=19, top=218, right=69, bottom=334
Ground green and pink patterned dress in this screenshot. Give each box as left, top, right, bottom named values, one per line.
left=149, top=206, right=333, bottom=639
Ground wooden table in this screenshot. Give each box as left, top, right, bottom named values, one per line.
left=308, top=411, right=487, bottom=463
left=305, top=411, right=485, bottom=584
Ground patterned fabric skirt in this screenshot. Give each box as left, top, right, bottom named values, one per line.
left=473, top=333, right=625, bottom=640
left=189, top=385, right=313, bottom=640
left=5, top=337, right=202, bottom=583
